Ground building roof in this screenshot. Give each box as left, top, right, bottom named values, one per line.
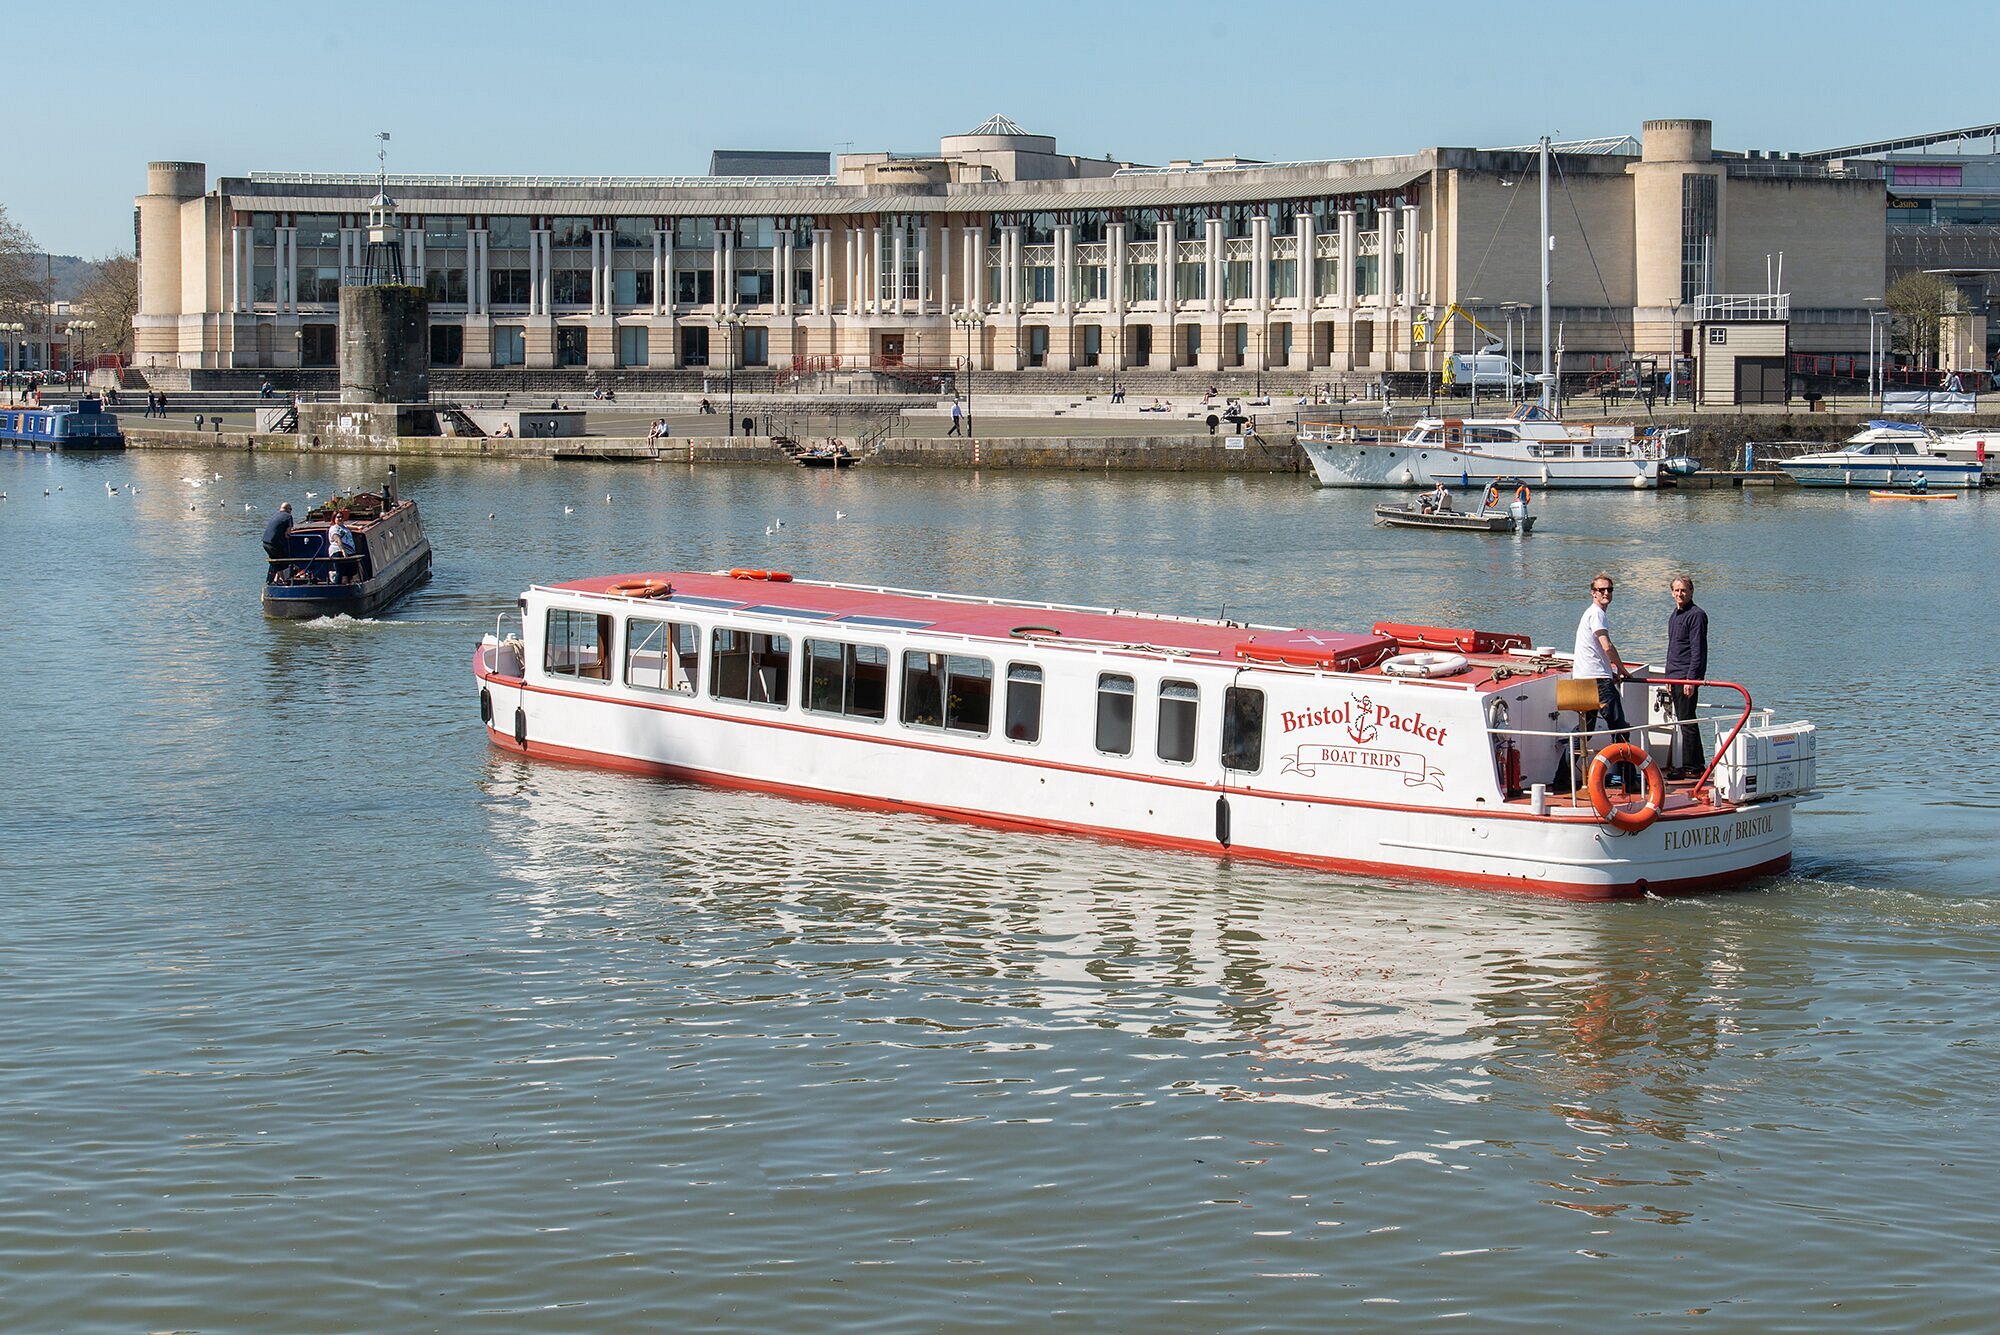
left=965, top=114, right=1030, bottom=137
left=229, top=164, right=1427, bottom=217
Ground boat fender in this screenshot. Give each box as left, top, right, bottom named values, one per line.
left=480, top=688, right=492, bottom=725
left=1381, top=651, right=1471, bottom=678
left=1586, top=743, right=1665, bottom=834
left=728, top=568, right=794, bottom=582
left=514, top=707, right=528, bottom=750
left=1215, top=794, right=1231, bottom=848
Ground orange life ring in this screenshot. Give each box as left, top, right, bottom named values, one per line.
left=1514, top=483, right=1533, bottom=505
left=607, top=577, right=673, bottom=598
left=1586, top=743, right=1665, bottom=833
left=727, top=568, right=793, bottom=582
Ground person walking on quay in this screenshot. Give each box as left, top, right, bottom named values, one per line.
left=948, top=398, right=963, bottom=436
left=1573, top=572, right=1639, bottom=790
left=261, top=501, right=294, bottom=558
left=1664, top=575, right=1709, bottom=779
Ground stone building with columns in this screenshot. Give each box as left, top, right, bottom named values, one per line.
left=133, top=116, right=1886, bottom=381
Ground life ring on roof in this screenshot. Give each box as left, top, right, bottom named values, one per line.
left=728, top=568, right=793, bottom=582
left=608, top=577, right=674, bottom=598
left=1587, top=743, right=1665, bottom=834
left=1381, top=651, right=1470, bottom=678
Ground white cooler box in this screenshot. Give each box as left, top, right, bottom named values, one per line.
left=1711, top=721, right=1817, bottom=804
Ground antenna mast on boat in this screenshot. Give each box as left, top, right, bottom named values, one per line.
left=1538, top=135, right=1553, bottom=413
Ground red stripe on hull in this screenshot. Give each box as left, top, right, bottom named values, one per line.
left=482, top=726, right=1789, bottom=902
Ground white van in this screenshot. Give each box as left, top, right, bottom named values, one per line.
left=1443, top=352, right=1531, bottom=395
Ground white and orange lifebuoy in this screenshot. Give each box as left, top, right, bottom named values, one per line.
left=1587, top=743, right=1665, bottom=833
left=728, top=568, right=793, bottom=582
left=608, top=577, right=673, bottom=598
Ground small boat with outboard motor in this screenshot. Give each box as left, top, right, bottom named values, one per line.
left=1374, top=487, right=1536, bottom=533
left=262, top=468, right=432, bottom=618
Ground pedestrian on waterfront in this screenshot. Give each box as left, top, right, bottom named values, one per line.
left=261, top=501, right=294, bottom=558
left=1664, top=575, right=1709, bottom=778
left=260, top=379, right=273, bottom=398
left=1572, top=573, right=1639, bottom=790
left=949, top=399, right=963, bottom=435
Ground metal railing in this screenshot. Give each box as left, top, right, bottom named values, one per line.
left=1490, top=678, right=1755, bottom=811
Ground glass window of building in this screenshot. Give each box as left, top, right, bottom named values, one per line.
left=493, top=325, right=526, bottom=366
left=1269, top=257, right=1297, bottom=300
left=550, top=216, right=592, bottom=248
left=617, top=325, right=649, bottom=368
left=675, top=217, right=716, bottom=248
left=613, top=217, right=653, bottom=247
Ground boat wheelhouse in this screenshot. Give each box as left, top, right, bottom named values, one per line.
left=474, top=571, right=1817, bottom=899
left=262, top=483, right=433, bottom=619
left=0, top=398, right=125, bottom=451
left=1297, top=408, right=1680, bottom=489
left=1766, top=421, right=1983, bottom=489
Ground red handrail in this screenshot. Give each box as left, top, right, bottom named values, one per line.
left=1643, top=676, right=1754, bottom=803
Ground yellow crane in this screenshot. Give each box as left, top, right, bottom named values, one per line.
left=1416, top=304, right=1504, bottom=385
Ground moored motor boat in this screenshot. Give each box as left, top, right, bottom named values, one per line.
left=1299, top=406, right=1679, bottom=489
left=1766, top=421, right=1981, bottom=489
left=474, top=570, right=1817, bottom=899
left=262, top=475, right=432, bottom=618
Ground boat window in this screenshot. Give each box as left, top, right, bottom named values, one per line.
left=1464, top=426, right=1517, bottom=444
left=1095, top=673, right=1135, bottom=756
left=900, top=651, right=992, bottom=735
left=545, top=608, right=613, bottom=681
left=1419, top=429, right=1442, bottom=444
left=1004, top=663, right=1043, bottom=743
left=804, top=639, right=889, bottom=721
left=710, top=626, right=791, bottom=706
left=626, top=617, right=699, bottom=694
left=1221, top=686, right=1265, bottom=773
left=1895, top=443, right=1919, bottom=456
left=1157, top=680, right=1199, bottom=764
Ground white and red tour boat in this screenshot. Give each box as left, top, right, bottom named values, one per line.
left=474, top=570, right=1818, bottom=899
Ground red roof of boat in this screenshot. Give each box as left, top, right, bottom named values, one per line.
left=550, top=570, right=1393, bottom=665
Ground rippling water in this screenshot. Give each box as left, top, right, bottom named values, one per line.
left=3, top=449, right=1996, bottom=1331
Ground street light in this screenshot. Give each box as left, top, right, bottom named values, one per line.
left=66, top=320, right=96, bottom=378
left=951, top=309, right=985, bottom=440
left=720, top=312, right=744, bottom=436
left=1862, top=296, right=1885, bottom=409
left=0, top=322, right=22, bottom=384
left=1501, top=302, right=1528, bottom=406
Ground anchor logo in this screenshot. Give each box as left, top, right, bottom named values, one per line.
left=1345, top=693, right=1378, bottom=745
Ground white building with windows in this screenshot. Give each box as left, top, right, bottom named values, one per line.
left=134, top=116, right=1885, bottom=386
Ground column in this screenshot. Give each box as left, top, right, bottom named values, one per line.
left=1297, top=212, right=1316, bottom=304
left=1156, top=221, right=1173, bottom=343
left=1003, top=227, right=1022, bottom=316
left=652, top=229, right=664, bottom=316
left=964, top=225, right=982, bottom=314
left=1337, top=208, right=1357, bottom=309
left=472, top=227, right=488, bottom=316
left=712, top=234, right=726, bottom=316
left=915, top=222, right=929, bottom=316
left=1108, top=222, right=1127, bottom=318
left=723, top=229, right=737, bottom=316
left=891, top=224, right=906, bottom=317
left=281, top=226, right=297, bottom=313
left=814, top=228, right=832, bottom=316
left=780, top=232, right=794, bottom=316
left=231, top=226, right=247, bottom=312
left=1056, top=224, right=1074, bottom=316
left=1403, top=203, right=1423, bottom=307
left=1204, top=217, right=1222, bottom=315
left=867, top=224, right=881, bottom=316
left=935, top=221, right=948, bottom=317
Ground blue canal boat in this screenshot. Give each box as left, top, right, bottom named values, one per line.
left=0, top=397, right=125, bottom=450
left=262, top=478, right=433, bottom=619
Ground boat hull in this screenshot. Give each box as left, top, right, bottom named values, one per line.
left=1777, top=459, right=1981, bottom=488
left=1301, top=437, right=1659, bottom=489
left=474, top=663, right=1794, bottom=901
left=1373, top=505, right=1534, bottom=533
left=264, top=546, right=432, bottom=619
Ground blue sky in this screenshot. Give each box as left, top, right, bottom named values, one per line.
left=10, top=0, right=2000, bottom=258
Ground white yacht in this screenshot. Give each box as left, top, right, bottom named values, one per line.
left=1928, top=424, right=2000, bottom=482
left=1297, top=406, right=1683, bottom=489
left=1768, top=421, right=1983, bottom=488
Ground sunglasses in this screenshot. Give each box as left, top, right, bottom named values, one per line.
left=1592, top=586, right=1613, bottom=594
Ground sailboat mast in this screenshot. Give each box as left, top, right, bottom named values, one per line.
left=1539, top=135, right=1553, bottom=413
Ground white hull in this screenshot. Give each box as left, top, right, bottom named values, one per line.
left=1775, top=457, right=1981, bottom=488
left=1299, top=435, right=1661, bottom=489
left=475, top=574, right=1806, bottom=900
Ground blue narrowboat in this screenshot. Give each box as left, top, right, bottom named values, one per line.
left=262, top=478, right=433, bottom=619
left=0, top=397, right=126, bottom=450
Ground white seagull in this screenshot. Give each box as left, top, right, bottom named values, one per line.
left=835, top=511, right=846, bottom=520
left=563, top=505, right=575, bottom=515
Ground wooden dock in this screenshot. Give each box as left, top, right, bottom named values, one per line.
left=1662, top=469, right=1794, bottom=489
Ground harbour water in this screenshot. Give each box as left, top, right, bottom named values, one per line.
left=3, top=448, right=1997, bottom=1331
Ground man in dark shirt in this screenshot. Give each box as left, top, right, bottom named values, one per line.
left=1664, top=575, right=1710, bottom=778
left=261, top=501, right=294, bottom=558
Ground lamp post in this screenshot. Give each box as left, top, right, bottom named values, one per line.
left=66, top=320, right=95, bottom=378
left=720, top=312, right=744, bottom=436
left=951, top=309, right=985, bottom=440
left=0, top=322, right=22, bottom=383
left=1863, top=296, right=1884, bottom=410
left=1500, top=302, right=1527, bottom=406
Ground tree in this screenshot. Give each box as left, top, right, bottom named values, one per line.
left=75, top=254, right=138, bottom=360
left=1884, top=271, right=1954, bottom=373
left=0, top=204, right=46, bottom=318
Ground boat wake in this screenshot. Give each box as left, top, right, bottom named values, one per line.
left=300, top=613, right=392, bottom=630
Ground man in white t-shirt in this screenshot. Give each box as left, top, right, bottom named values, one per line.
left=1573, top=572, right=1638, bottom=788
